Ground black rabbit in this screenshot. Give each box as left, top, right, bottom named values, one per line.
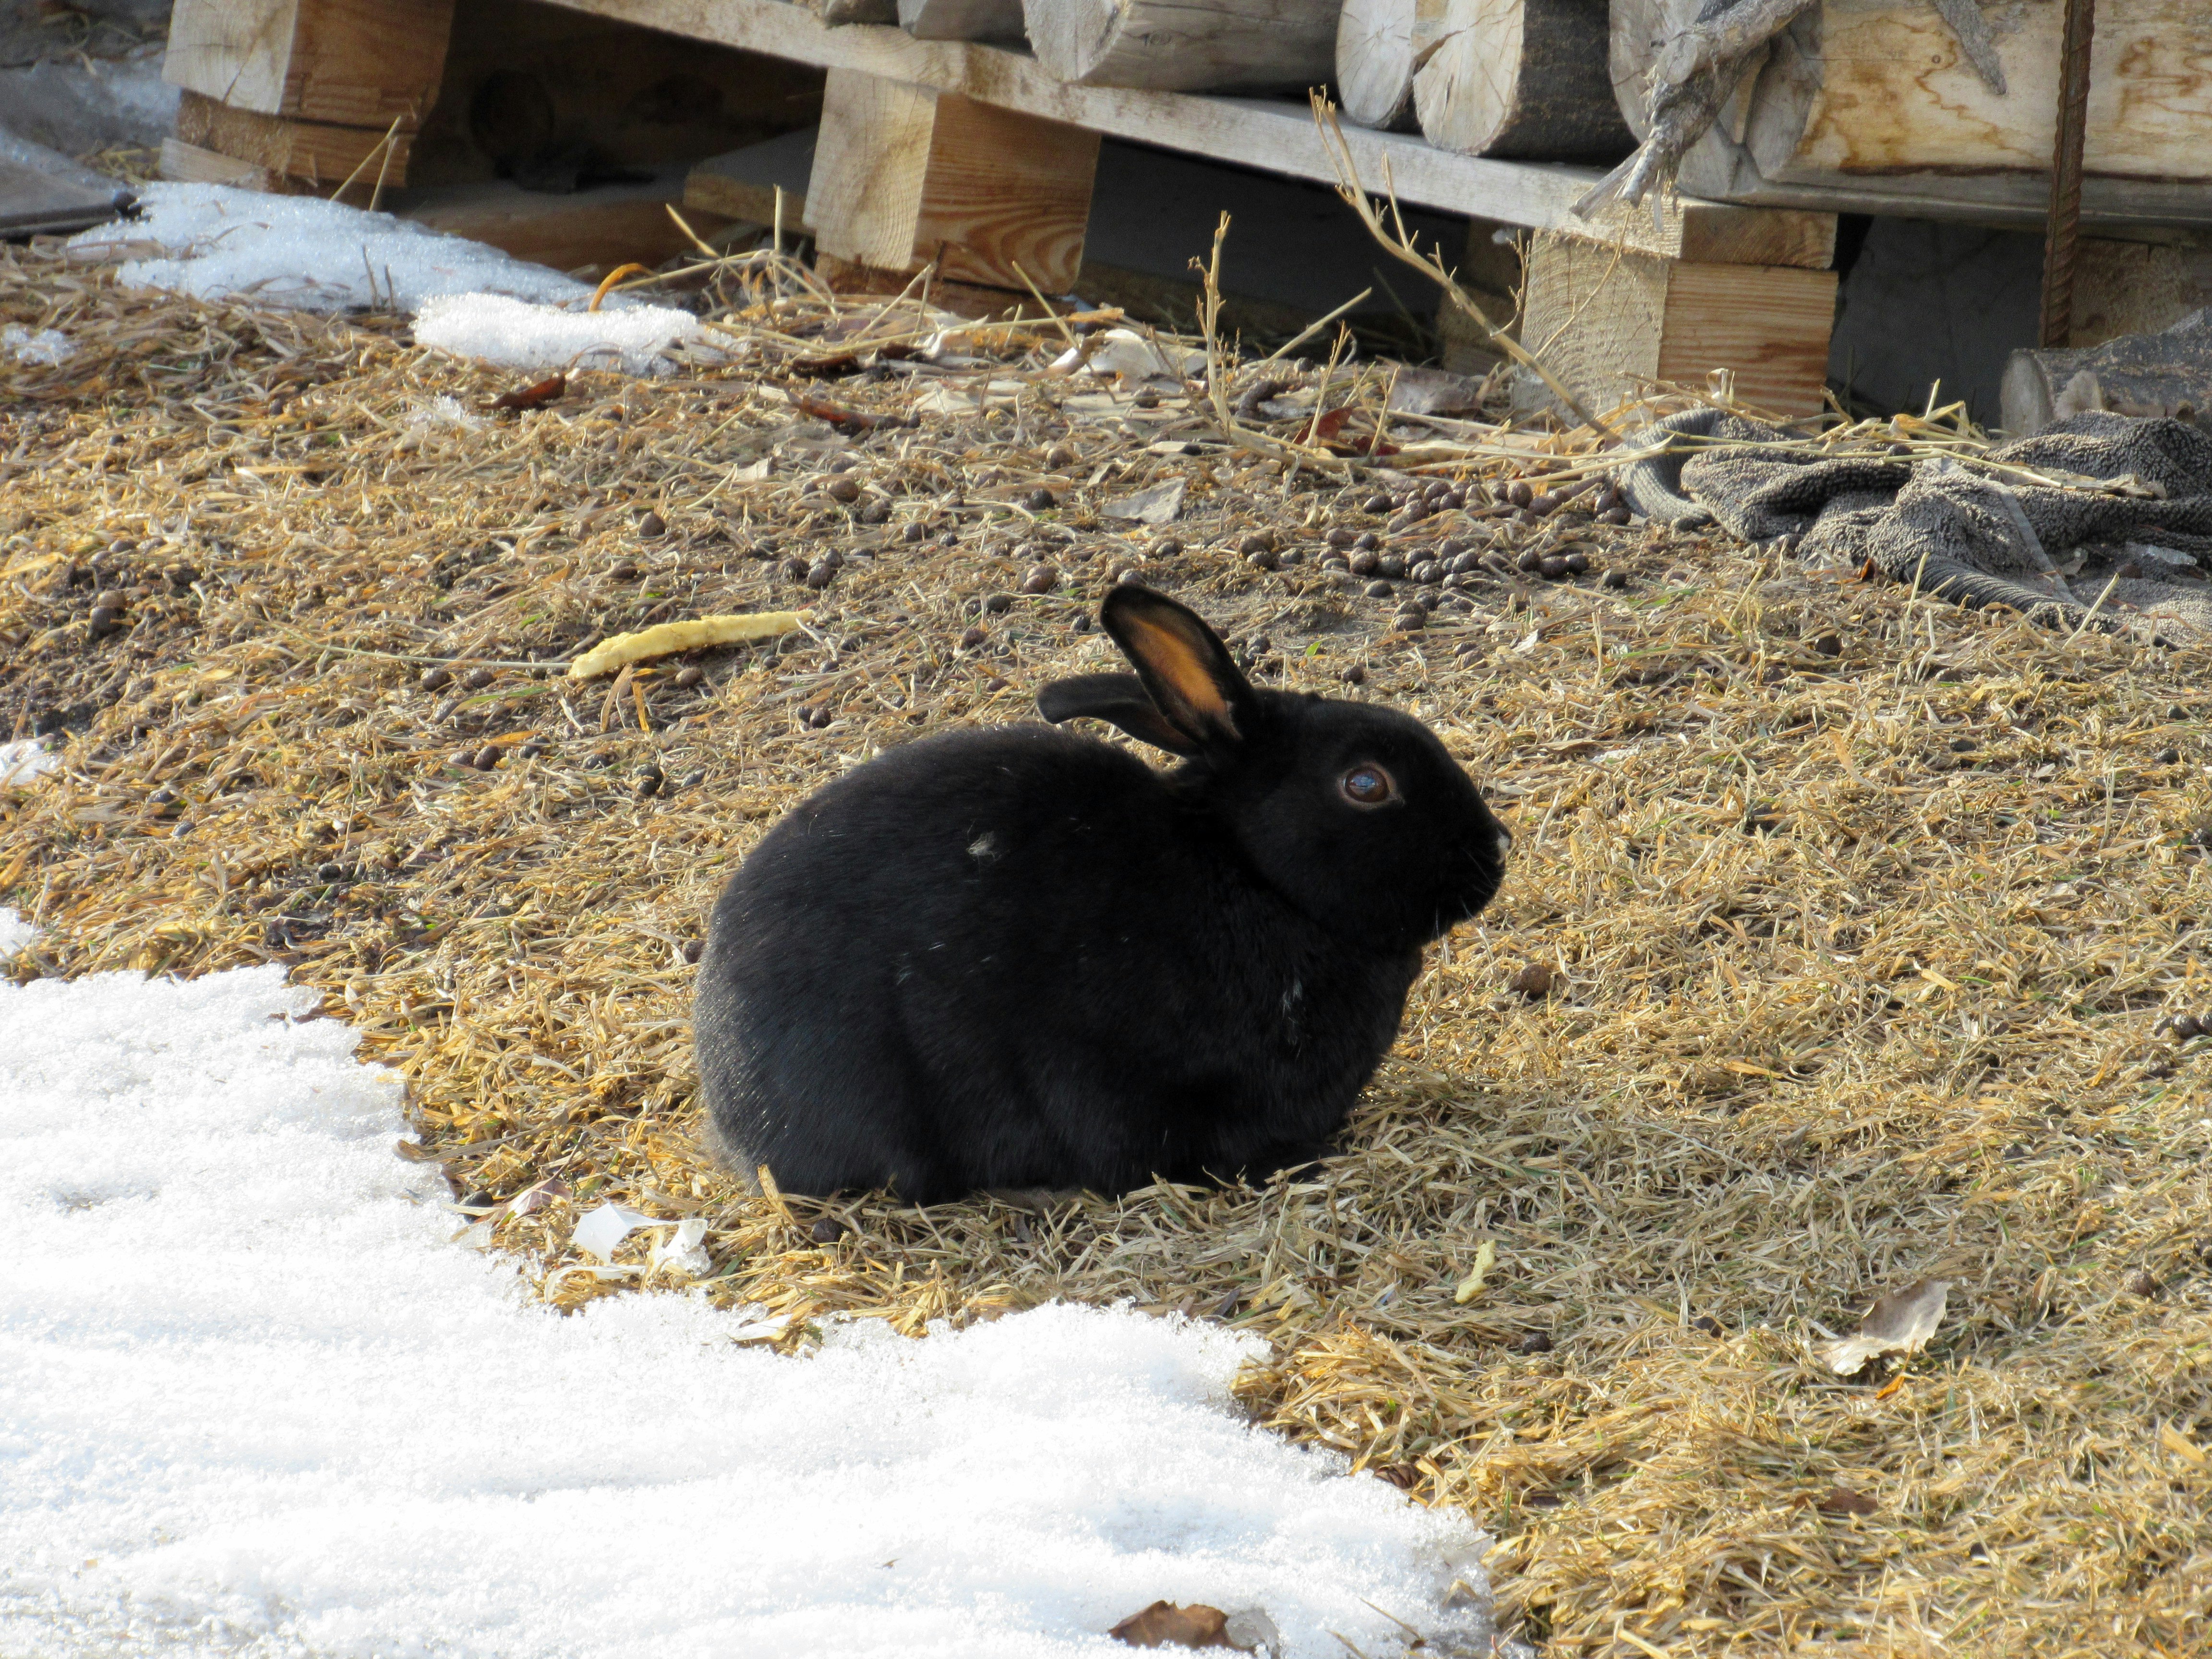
left=694, top=583, right=1510, bottom=1203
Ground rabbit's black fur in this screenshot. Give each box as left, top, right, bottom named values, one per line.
left=694, top=584, right=1509, bottom=1203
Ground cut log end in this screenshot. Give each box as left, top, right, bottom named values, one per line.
left=1416, top=0, right=1632, bottom=161
left=1336, top=0, right=1422, bottom=131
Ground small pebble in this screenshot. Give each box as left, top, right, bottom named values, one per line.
left=1393, top=608, right=1426, bottom=631
left=1362, top=492, right=1392, bottom=513
left=1516, top=550, right=1543, bottom=573
left=1348, top=551, right=1379, bottom=576
left=1377, top=556, right=1407, bottom=580
left=1600, top=567, right=1630, bottom=589
left=681, top=938, right=704, bottom=964
left=1024, top=487, right=1057, bottom=512
left=1528, top=491, right=1560, bottom=517
left=317, top=861, right=346, bottom=882
left=805, top=559, right=838, bottom=589
left=1505, top=480, right=1534, bottom=508
left=1812, top=631, right=1843, bottom=655
left=1364, top=580, right=1394, bottom=599
left=1538, top=556, right=1569, bottom=580
left=1562, top=552, right=1589, bottom=575
left=634, top=766, right=664, bottom=797
left=2172, top=1013, right=2204, bottom=1040
left=826, top=477, right=861, bottom=504
left=2154, top=747, right=2180, bottom=764
left=1153, top=537, right=1183, bottom=557
left=902, top=521, right=926, bottom=542
left=87, top=606, right=121, bottom=636
left=1411, top=561, right=1443, bottom=585
left=674, top=665, right=705, bottom=688
left=637, top=510, right=667, bottom=538
left=959, top=625, right=988, bottom=649
left=1600, top=506, right=1633, bottom=526
left=609, top=560, right=638, bottom=581
left=473, top=745, right=501, bottom=771
left=1045, top=444, right=1074, bottom=468
left=811, top=1216, right=848, bottom=1244
left=1515, top=1331, right=1553, bottom=1355
left=983, top=592, right=1014, bottom=614
left=1326, top=528, right=1355, bottom=549
left=1354, top=531, right=1381, bottom=552
left=2127, top=1269, right=2161, bottom=1298
left=1691, top=1315, right=1724, bottom=1336
left=1114, top=567, right=1141, bottom=585
left=1340, top=663, right=1367, bottom=685
left=1022, top=565, right=1059, bottom=594
left=464, top=667, right=494, bottom=690
left=516, top=741, right=545, bottom=759
left=1246, top=547, right=1279, bottom=571
left=92, top=589, right=128, bottom=611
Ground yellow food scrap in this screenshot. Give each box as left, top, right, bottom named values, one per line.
left=1452, top=1239, right=1497, bottom=1305
left=566, top=611, right=807, bottom=680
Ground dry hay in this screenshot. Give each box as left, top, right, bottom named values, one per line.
left=4, top=240, right=2212, bottom=1659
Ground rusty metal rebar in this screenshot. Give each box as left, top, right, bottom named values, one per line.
left=2038, top=0, right=2097, bottom=349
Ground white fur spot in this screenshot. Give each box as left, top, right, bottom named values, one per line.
left=968, top=832, right=1000, bottom=862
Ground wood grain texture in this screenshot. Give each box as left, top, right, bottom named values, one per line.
left=1024, top=0, right=1339, bottom=91
left=913, top=93, right=1099, bottom=289
left=808, top=68, right=1098, bottom=289
left=806, top=68, right=939, bottom=270
left=1520, top=231, right=1836, bottom=415
left=1415, top=0, right=1629, bottom=160
left=157, top=136, right=310, bottom=193
left=900, top=0, right=1027, bottom=42
left=1611, top=0, right=2212, bottom=227
left=535, top=0, right=1834, bottom=264
left=175, top=90, right=414, bottom=187
left=1335, top=0, right=1439, bottom=131
left=165, top=0, right=454, bottom=127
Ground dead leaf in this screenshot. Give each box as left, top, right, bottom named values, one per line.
left=1101, top=478, right=1186, bottom=525
left=1452, top=1239, right=1497, bottom=1304
left=1816, top=1486, right=1879, bottom=1516
left=1109, top=1601, right=1253, bottom=1649
left=1815, top=1278, right=1953, bottom=1376
left=490, top=374, right=565, bottom=412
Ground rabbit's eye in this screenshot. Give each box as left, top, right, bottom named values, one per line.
left=1340, top=765, right=1396, bottom=806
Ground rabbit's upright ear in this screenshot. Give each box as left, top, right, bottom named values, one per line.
left=1036, top=673, right=1201, bottom=755
left=1099, top=585, right=1257, bottom=752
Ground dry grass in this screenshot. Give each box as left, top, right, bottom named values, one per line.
left=5, top=241, right=2212, bottom=1659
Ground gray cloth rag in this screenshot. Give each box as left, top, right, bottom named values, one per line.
left=1616, top=409, right=2212, bottom=629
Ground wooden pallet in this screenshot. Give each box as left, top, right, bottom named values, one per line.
left=160, top=0, right=1849, bottom=414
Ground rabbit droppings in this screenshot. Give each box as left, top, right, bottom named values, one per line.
left=694, top=583, right=1512, bottom=1203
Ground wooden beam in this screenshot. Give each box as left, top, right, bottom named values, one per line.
left=174, top=90, right=413, bottom=189
left=158, top=136, right=311, bottom=194
left=535, top=0, right=1834, bottom=267
left=164, top=0, right=455, bottom=129
left=1519, top=231, right=1839, bottom=417
left=807, top=67, right=1099, bottom=292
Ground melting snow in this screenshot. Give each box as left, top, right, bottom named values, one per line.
left=0, top=917, right=1512, bottom=1658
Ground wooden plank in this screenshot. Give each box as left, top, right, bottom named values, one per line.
left=174, top=90, right=413, bottom=188
left=164, top=0, right=455, bottom=129
left=1520, top=231, right=1837, bottom=416
left=399, top=168, right=730, bottom=273
left=807, top=68, right=1098, bottom=291
left=158, top=136, right=309, bottom=194
left=535, top=0, right=1834, bottom=267
left=685, top=132, right=817, bottom=229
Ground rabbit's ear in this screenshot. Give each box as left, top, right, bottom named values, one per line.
left=1100, top=585, right=1256, bottom=751
left=1036, top=673, right=1201, bottom=756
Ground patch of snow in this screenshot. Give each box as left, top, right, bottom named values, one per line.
left=0, top=960, right=1512, bottom=1658
left=69, top=183, right=600, bottom=314
left=414, top=291, right=707, bottom=378
left=1, top=325, right=73, bottom=366
left=0, top=740, right=58, bottom=785
left=0, top=909, right=34, bottom=956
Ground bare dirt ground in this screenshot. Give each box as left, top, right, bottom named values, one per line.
left=4, top=243, right=2211, bottom=1656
